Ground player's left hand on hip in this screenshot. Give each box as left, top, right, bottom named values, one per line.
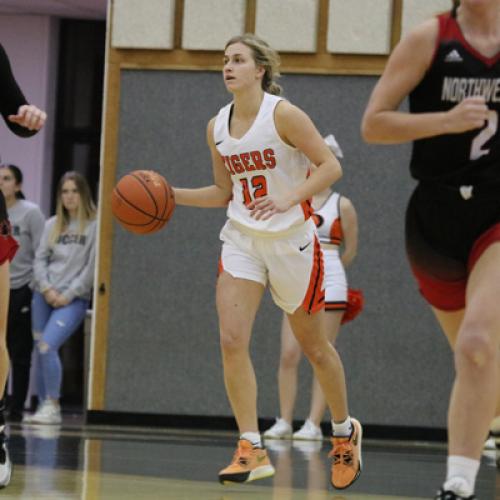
left=8, top=104, right=47, bottom=131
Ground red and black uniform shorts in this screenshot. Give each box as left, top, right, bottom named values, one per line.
left=405, top=182, right=500, bottom=311
left=0, top=191, right=18, bottom=265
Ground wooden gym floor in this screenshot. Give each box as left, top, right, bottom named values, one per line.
left=2, top=419, right=498, bottom=499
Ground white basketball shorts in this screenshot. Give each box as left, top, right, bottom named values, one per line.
left=219, top=219, right=324, bottom=314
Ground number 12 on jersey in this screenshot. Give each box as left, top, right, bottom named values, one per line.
left=241, top=175, right=268, bottom=205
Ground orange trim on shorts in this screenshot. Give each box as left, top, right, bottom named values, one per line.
left=325, top=301, right=347, bottom=311
left=300, top=199, right=313, bottom=220
left=217, top=256, right=224, bottom=277
left=302, top=235, right=325, bottom=314
left=329, top=219, right=343, bottom=245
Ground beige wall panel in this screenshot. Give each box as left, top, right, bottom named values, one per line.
left=327, top=0, right=392, bottom=55
left=402, top=0, right=450, bottom=36
left=112, top=0, right=175, bottom=49
left=255, top=0, right=319, bottom=53
left=182, top=0, right=246, bottom=51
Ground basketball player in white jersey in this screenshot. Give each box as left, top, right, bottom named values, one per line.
left=264, top=136, right=360, bottom=442
left=173, top=34, right=362, bottom=490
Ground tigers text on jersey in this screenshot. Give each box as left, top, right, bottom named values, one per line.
left=314, top=192, right=343, bottom=246
left=214, top=92, right=312, bottom=233
left=409, top=9, right=500, bottom=185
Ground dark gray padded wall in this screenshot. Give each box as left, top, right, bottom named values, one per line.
left=105, top=70, right=453, bottom=428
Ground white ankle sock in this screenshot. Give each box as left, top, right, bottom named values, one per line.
left=240, top=432, right=262, bottom=448
left=332, top=417, right=352, bottom=437
left=444, top=455, right=479, bottom=496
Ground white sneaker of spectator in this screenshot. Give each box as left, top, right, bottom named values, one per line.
left=263, top=418, right=292, bottom=439
left=293, top=419, right=323, bottom=441
left=25, top=400, right=61, bottom=425
left=22, top=400, right=49, bottom=424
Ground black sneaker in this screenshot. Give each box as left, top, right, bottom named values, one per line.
left=0, top=433, right=12, bottom=488
left=435, top=488, right=475, bottom=499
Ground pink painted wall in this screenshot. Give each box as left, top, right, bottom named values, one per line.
left=0, top=15, right=59, bottom=215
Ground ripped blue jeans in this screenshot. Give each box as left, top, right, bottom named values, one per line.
left=32, top=291, right=88, bottom=400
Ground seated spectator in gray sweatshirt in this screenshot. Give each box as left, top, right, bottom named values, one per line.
left=0, top=164, right=44, bottom=422
left=25, top=171, right=96, bottom=425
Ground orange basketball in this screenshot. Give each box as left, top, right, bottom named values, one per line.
left=111, top=170, right=175, bottom=234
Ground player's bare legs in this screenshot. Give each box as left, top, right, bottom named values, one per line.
left=288, top=306, right=361, bottom=489
left=266, top=310, right=344, bottom=440
left=450, top=244, right=500, bottom=457
left=216, top=271, right=264, bottom=434
left=0, top=261, right=11, bottom=488
left=277, top=310, right=343, bottom=426
left=433, top=308, right=500, bottom=423
left=287, top=307, right=348, bottom=422
left=307, top=311, right=343, bottom=427
left=0, top=262, right=10, bottom=397
left=217, top=271, right=276, bottom=484
left=277, top=315, right=302, bottom=425
left=435, top=243, right=500, bottom=496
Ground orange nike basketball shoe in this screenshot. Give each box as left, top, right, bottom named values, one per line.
left=329, top=417, right=362, bottom=489
left=218, top=439, right=275, bottom=484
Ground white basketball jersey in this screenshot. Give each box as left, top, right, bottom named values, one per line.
left=214, top=92, right=312, bottom=233
left=314, top=192, right=343, bottom=245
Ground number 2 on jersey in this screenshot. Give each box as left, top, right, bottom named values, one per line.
left=241, top=175, right=268, bottom=205
left=470, top=110, right=498, bottom=161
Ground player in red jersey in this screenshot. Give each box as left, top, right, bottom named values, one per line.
left=0, top=42, right=46, bottom=489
